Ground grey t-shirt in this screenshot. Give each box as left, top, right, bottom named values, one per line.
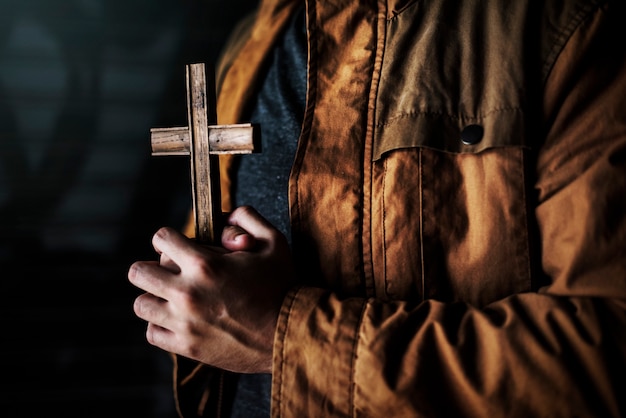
left=229, top=4, right=306, bottom=417
left=233, top=4, right=307, bottom=245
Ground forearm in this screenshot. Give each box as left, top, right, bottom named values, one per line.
left=273, top=286, right=626, bottom=417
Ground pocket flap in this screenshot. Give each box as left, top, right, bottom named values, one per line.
left=374, top=108, right=528, bottom=160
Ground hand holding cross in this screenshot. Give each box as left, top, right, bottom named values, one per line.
left=130, top=64, right=288, bottom=375
left=150, top=63, right=259, bottom=243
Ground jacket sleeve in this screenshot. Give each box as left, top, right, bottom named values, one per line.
left=271, top=4, right=626, bottom=417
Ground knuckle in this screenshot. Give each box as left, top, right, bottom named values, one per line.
left=174, top=287, right=196, bottom=309
left=188, top=255, right=218, bottom=282
left=188, top=254, right=209, bottom=272
left=177, top=329, right=197, bottom=356
left=234, top=205, right=258, bottom=221
left=172, top=284, right=208, bottom=316
left=186, top=344, right=201, bottom=360
left=238, top=205, right=255, bottom=215
left=152, top=226, right=174, bottom=245
left=156, top=226, right=174, bottom=237
left=268, top=228, right=283, bottom=242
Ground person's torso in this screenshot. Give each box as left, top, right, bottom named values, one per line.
left=217, top=0, right=603, bottom=307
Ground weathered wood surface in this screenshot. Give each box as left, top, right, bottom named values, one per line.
left=186, top=63, right=220, bottom=243
left=150, top=63, right=258, bottom=243
left=150, top=124, right=256, bottom=155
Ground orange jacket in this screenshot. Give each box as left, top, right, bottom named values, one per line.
left=176, top=0, right=626, bottom=416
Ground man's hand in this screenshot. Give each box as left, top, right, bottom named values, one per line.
left=128, top=206, right=293, bottom=374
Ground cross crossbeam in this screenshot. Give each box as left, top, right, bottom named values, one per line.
left=150, top=63, right=259, bottom=243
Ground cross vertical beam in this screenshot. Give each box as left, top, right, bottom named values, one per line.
left=186, top=63, right=221, bottom=243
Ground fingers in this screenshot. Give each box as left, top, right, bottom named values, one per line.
left=160, top=252, right=181, bottom=273
left=133, top=292, right=169, bottom=326
left=128, top=260, right=172, bottom=300
left=227, top=206, right=281, bottom=243
left=152, top=226, right=205, bottom=268
left=133, top=292, right=176, bottom=352
left=150, top=209, right=279, bottom=258
left=222, top=224, right=257, bottom=251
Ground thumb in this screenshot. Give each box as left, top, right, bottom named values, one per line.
left=221, top=224, right=257, bottom=251
left=227, top=206, right=282, bottom=243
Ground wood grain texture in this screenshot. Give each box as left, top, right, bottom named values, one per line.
left=150, top=124, right=256, bottom=155
left=186, top=63, right=221, bottom=243
left=151, top=63, right=258, bottom=243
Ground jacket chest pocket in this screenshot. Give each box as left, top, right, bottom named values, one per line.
left=371, top=119, right=533, bottom=307
left=369, top=1, right=535, bottom=306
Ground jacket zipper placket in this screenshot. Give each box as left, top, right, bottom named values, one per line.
left=362, top=0, right=389, bottom=299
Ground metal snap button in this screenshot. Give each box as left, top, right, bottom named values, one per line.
left=460, top=124, right=484, bottom=145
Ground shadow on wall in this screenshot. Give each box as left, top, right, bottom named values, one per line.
left=0, top=0, right=257, bottom=416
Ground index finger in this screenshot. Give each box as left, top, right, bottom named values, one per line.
left=151, top=226, right=206, bottom=268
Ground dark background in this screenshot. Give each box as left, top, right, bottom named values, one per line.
left=0, top=0, right=257, bottom=416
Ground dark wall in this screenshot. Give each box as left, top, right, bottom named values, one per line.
left=0, top=0, right=257, bottom=416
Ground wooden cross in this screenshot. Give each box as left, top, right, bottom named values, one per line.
left=150, top=63, right=259, bottom=243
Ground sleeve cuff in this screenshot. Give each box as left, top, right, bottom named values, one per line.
left=271, top=286, right=367, bottom=417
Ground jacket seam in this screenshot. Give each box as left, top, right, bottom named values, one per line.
left=291, top=0, right=317, bottom=267
left=376, top=0, right=389, bottom=299
left=541, top=0, right=607, bottom=85
left=382, top=157, right=388, bottom=297
left=387, top=0, right=423, bottom=21
left=518, top=149, right=533, bottom=292
left=418, top=149, right=425, bottom=302
left=362, top=0, right=388, bottom=298
left=350, top=299, right=369, bottom=417
left=376, top=106, right=523, bottom=127
left=277, top=287, right=300, bottom=416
